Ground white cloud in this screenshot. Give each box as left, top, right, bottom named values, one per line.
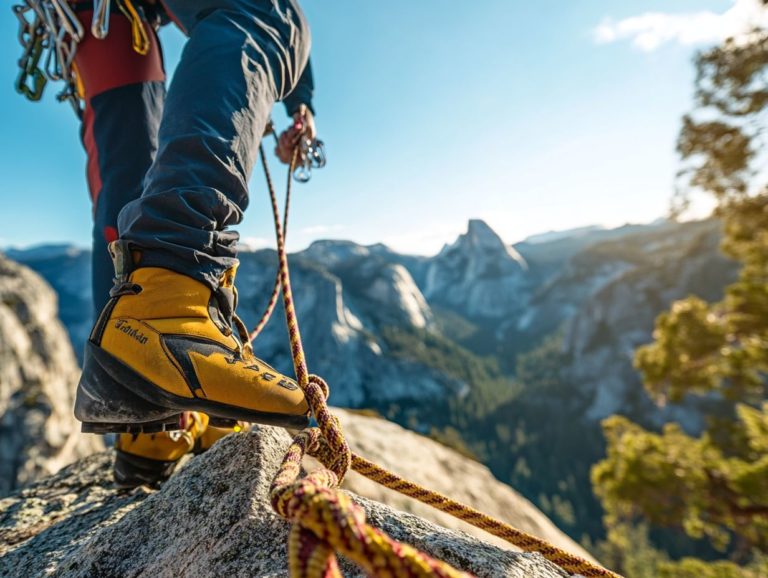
left=381, top=224, right=465, bottom=256
left=239, top=237, right=271, bottom=251
left=594, top=0, right=768, bottom=51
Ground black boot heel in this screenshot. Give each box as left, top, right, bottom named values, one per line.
left=76, top=341, right=182, bottom=434
left=208, top=417, right=239, bottom=428
left=114, top=451, right=179, bottom=488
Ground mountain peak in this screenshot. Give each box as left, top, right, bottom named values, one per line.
left=446, top=219, right=527, bottom=269
left=466, top=219, right=503, bottom=246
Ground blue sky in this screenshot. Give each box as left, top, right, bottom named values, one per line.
left=0, top=0, right=743, bottom=254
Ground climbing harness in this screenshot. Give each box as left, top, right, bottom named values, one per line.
left=253, top=147, right=623, bottom=578
left=12, top=0, right=152, bottom=117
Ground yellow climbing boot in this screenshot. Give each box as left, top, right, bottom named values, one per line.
left=114, top=414, right=251, bottom=487
left=114, top=412, right=209, bottom=488
left=75, top=241, right=309, bottom=434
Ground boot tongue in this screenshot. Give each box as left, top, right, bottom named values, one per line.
left=210, top=267, right=241, bottom=338
left=108, top=241, right=144, bottom=297
left=212, top=286, right=236, bottom=330
left=108, top=240, right=137, bottom=284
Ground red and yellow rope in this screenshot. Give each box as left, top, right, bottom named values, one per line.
left=256, top=145, right=623, bottom=578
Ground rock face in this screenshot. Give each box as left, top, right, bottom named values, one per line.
left=330, top=409, right=593, bottom=561
left=560, top=219, right=738, bottom=426
left=234, top=250, right=459, bottom=408
left=0, top=253, right=102, bottom=498
left=0, top=426, right=570, bottom=578
left=4, top=246, right=93, bottom=363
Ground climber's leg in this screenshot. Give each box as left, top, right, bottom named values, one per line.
left=75, top=0, right=313, bottom=433
left=71, top=6, right=255, bottom=474
left=73, top=8, right=165, bottom=316
left=117, top=0, right=311, bottom=289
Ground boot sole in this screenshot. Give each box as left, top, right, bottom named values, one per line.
left=82, top=418, right=184, bottom=434
left=76, top=341, right=310, bottom=433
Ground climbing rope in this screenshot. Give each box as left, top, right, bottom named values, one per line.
left=256, top=144, right=623, bottom=578
left=248, top=140, right=287, bottom=342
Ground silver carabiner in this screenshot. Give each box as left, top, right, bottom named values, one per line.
left=50, top=0, right=84, bottom=42
left=55, top=27, right=78, bottom=76
left=13, top=4, right=36, bottom=49
left=91, top=0, right=110, bottom=39
left=293, top=138, right=327, bottom=183
left=45, top=33, right=62, bottom=80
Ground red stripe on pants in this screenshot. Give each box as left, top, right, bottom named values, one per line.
left=82, top=103, right=103, bottom=205
left=74, top=11, right=165, bottom=207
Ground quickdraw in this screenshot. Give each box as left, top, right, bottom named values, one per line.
left=15, top=20, right=47, bottom=101
left=11, top=0, right=152, bottom=117
left=115, top=0, right=151, bottom=56
left=13, top=0, right=84, bottom=115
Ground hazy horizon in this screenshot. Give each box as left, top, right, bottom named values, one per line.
left=2, top=214, right=693, bottom=258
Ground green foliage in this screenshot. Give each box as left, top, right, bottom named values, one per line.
left=591, top=523, right=670, bottom=578
left=658, top=556, right=768, bottom=578
left=636, top=197, right=768, bottom=406
left=380, top=325, right=517, bottom=420
left=431, top=306, right=482, bottom=346
left=592, top=523, right=768, bottom=578
left=593, top=412, right=768, bottom=552
left=635, top=296, right=729, bottom=403
left=677, top=117, right=753, bottom=199
left=469, top=334, right=609, bottom=539
left=676, top=32, right=768, bottom=209
left=592, top=8, right=768, bottom=573
left=516, top=333, right=570, bottom=397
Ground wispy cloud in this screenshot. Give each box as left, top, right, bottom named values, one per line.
left=594, top=0, right=768, bottom=52
left=239, top=237, right=271, bottom=251
left=382, top=225, right=465, bottom=256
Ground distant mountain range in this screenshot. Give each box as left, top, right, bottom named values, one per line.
left=3, top=217, right=739, bottom=544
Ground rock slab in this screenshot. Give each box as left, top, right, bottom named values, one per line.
left=0, top=426, right=569, bottom=578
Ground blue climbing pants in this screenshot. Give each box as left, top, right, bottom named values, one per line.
left=75, top=0, right=311, bottom=314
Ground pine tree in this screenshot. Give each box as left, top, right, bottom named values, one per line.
left=591, top=8, right=768, bottom=576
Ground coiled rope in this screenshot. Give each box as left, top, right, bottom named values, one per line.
left=254, top=144, right=622, bottom=578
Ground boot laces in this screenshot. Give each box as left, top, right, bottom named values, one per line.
left=232, top=313, right=255, bottom=360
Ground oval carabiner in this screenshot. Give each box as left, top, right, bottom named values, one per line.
left=309, top=139, right=327, bottom=169
left=16, top=34, right=47, bottom=101
left=293, top=160, right=312, bottom=183
left=91, top=0, right=110, bottom=39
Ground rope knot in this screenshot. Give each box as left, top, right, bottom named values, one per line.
left=308, top=374, right=330, bottom=400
